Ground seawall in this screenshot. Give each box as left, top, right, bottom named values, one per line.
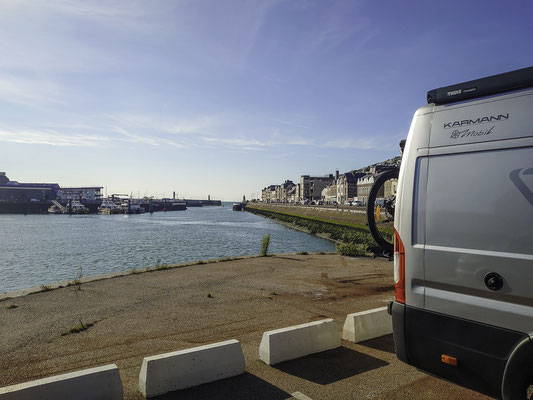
left=244, top=203, right=382, bottom=256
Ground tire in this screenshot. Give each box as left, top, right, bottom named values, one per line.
left=366, top=168, right=399, bottom=255
left=502, top=338, right=533, bottom=400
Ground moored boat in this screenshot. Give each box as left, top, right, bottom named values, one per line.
left=232, top=203, right=244, bottom=211
left=69, top=200, right=89, bottom=214
left=121, top=201, right=145, bottom=214
left=47, top=204, right=63, bottom=214
left=98, top=199, right=124, bottom=215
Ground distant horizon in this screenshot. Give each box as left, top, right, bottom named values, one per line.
left=1, top=1, right=531, bottom=200
left=2, top=151, right=400, bottom=202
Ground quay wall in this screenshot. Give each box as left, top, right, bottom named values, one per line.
left=244, top=203, right=368, bottom=227
left=244, top=203, right=394, bottom=256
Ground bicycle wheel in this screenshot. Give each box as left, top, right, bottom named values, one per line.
left=366, top=168, right=399, bottom=254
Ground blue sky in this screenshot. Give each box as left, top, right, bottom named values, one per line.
left=0, top=0, right=531, bottom=201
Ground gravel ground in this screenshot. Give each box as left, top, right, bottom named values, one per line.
left=0, top=254, right=491, bottom=399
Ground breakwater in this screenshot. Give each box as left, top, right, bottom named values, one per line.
left=245, top=203, right=392, bottom=256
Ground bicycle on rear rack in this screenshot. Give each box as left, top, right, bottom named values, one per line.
left=365, top=140, right=405, bottom=257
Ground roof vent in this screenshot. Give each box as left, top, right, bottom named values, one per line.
left=427, top=66, right=533, bottom=105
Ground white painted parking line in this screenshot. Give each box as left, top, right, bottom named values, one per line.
left=291, top=391, right=313, bottom=400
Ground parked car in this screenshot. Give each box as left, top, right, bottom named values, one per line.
left=390, top=66, right=533, bottom=400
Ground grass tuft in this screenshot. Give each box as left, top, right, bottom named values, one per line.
left=61, top=320, right=94, bottom=336
left=39, top=284, right=53, bottom=292
left=261, top=234, right=271, bottom=257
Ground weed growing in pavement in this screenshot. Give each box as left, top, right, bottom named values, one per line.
left=61, top=319, right=94, bottom=336
left=261, top=234, right=271, bottom=257
left=207, top=292, right=213, bottom=298
left=39, top=284, right=53, bottom=292
left=7, top=304, right=17, bottom=309
left=67, top=266, right=83, bottom=290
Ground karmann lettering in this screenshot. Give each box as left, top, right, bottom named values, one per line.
left=443, top=113, right=509, bottom=129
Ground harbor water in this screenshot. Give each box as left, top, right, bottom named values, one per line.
left=0, top=204, right=335, bottom=293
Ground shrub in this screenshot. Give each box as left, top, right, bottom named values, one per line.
left=336, top=242, right=367, bottom=257
left=261, top=234, right=270, bottom=256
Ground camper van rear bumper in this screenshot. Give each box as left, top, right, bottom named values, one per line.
left=393, top=304, right=528, bottom=398
left=390, top=301, right=409, bottom=364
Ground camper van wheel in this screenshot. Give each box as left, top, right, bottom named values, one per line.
left=366, top=168, right=399, bottom=255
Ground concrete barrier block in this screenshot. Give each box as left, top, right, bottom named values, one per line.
left=139, top=339, right=245, bottom=398
left=0, top=364, right=123, bottom=400
left=259, top=318, right=340, bottom=365
left=342, top=306, right=392, bottom=343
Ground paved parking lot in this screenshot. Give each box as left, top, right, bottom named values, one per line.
left=0, top=254, right=492, bottom=399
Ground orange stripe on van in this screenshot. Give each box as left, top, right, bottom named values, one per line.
left=394, top=230, right=406, bottom=304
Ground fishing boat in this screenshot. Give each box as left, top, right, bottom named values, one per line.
left=121, top=201, right=145, bottom=214
left=232, top=203, right=244, bottom=211
left=98, top=199, right=124, bottom=215
left=47, top=204, right=63, bottom=214
left=69, top=200, right=89, bottom=214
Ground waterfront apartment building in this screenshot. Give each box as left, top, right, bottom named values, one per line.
left=57, top=187, right=103, bottom=202
left=384, top=178, right=398, bottom=198
left=279, top=180, right=295, bottom=203
left=336, top=171, right=365, bottom=204
left=288, top=184, right=299, bottom=203
left=299, top=174, right=335, bottom=202
left=261, top=185, right=278, bottom=203
left=321, top=183, right=337, bottom=203
left=356, top=174, right=379, bottom=205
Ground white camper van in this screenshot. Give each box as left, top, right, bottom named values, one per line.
left=389, top=66, right=533, bottom=400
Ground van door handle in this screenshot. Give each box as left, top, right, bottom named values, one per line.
left=484, top=272, right=503, bottom=291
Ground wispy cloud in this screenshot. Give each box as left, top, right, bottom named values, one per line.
left=112, top=127, right=160, bottom=146
left=324, top=136, right=398, bottom=151
left=0, top=76, right=65, bottom=107
left=0, top=128, right=109, bottom=147
left=276, top=119, right=309, bottom=129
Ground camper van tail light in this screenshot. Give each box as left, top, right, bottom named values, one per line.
left=394, top=230, right=406, bottom=304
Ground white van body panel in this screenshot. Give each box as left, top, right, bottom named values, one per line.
left=392, top=69, right=533, bottom=399
left=395, top=107, right=431, bottom=308
left=400, top=88, right=533, bottom=335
